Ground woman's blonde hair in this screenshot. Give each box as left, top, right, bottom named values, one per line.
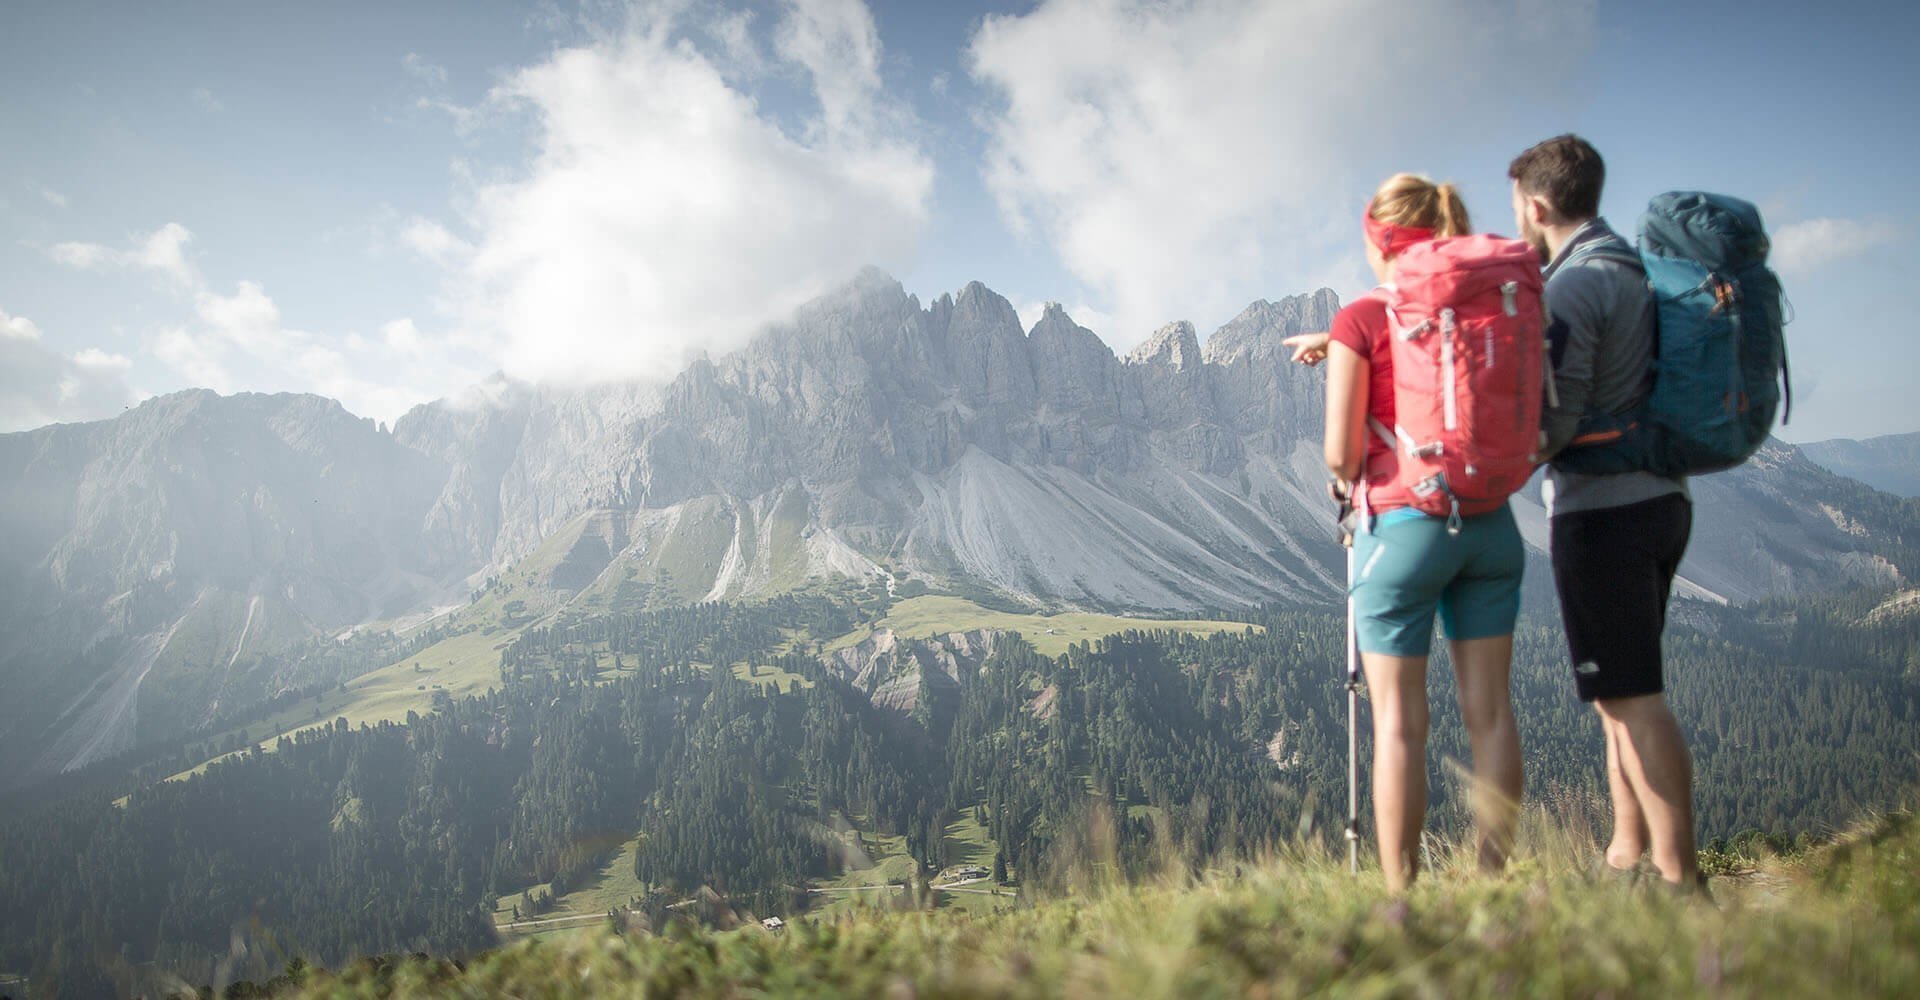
left=1368, top=172, right=1471, bottom=242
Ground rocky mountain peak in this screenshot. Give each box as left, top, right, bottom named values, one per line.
left=1027, top=302, right=1103, bottom=350
left=942, top=280, right=1034, bottom=406
left=791, top=266, right=915, bottom=329
left=1125, top=320, right=1203, bottom=370
left=951, top=280, right=1019, bottom=327
left=1201, top=289, right=1342, bottom=367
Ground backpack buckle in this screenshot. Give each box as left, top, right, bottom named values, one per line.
left=1709, top=277, right=1740, bottom=314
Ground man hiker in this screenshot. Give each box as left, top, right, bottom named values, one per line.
left=1509, top=134, right=1700, bottom=890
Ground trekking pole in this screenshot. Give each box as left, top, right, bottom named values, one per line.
left=1345, top=546, right=1361, bottom=875
left=1335, top=481, right=1362, bottom=875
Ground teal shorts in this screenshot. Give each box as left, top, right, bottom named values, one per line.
left=1349, top=504, right=1524, bottom=657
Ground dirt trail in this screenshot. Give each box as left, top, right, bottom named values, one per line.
left=498, top=911, right=618, bottom=931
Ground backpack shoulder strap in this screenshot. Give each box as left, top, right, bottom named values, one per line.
left=1563, top=240, right=1644, bottom=273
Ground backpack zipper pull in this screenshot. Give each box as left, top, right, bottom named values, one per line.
left=1501, top=281, right=1518, bottom=317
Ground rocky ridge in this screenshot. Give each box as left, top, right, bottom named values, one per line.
left=0, top=269, right=1909, bottom=784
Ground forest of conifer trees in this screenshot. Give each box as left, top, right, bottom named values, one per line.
left=2, top=587, right=1915, bottom=997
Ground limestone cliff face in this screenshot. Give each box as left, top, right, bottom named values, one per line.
left=0, top=390, right=452, bottom=778
left=825, top=629, right=1001, bottom=718
left=386, top=269, right=1350, bottom=610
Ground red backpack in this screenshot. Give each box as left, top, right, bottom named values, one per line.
left=1364, top=235, right=1548, bottom=530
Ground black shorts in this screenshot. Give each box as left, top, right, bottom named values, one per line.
left=1548, top=493, right=1692, bottom=702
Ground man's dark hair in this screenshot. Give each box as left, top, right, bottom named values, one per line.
left=1508, top=134, right=1605, bottom=221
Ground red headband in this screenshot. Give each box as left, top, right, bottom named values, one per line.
left=1364, top=201, right=1434, bottom=258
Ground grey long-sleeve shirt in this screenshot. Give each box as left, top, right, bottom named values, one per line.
left=1539, top=219, right=1688, bottom=517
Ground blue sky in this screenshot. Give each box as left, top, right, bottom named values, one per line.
left=2, top=0, right=1913, bottom=443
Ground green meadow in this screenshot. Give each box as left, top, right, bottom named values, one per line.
left=830, top=594, right=1261, bottom=658
left=276, top=800, right=1920, bottom=999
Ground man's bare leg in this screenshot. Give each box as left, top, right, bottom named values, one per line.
left=1595, top=693, right=1696, bottom=884
left=1602, top=716, right=1650, bottom=871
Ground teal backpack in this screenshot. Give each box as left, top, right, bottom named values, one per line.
left=1555, top=191, right=1791, bottom=477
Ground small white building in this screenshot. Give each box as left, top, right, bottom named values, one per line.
left=761, top=916, right=786, bottom=932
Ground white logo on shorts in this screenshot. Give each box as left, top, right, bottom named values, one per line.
left=1574, top=661, right=1600, bottom=675
left=1360, top=545, right=1387, bottom=580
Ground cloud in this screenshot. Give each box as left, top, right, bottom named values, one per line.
left=380, top=317, right=431, bottom=359
left=968, top=0, right=1594, bottom=346
left=2, top=310, right=45, bottom=342
left=145, top=293, right=479, bottom=422
left=194, top=280, right=282, bottom=350
left=151, top=325, right=231, bottom=391
left=175, top=279, right=481, bottom=419
left=400, top=218, right=471, bottom=266
left=192, top=87, right=224, bottom=112
left=403, top=50, right=490, bottom=133
left=47, top=241, right=113, bottom=270
left=49, top=222, right=198, bottom=289
left=774, top=0, right=885, bottom=137
left=0, top=307, right=141, bottom=432
left=413, top=0, right=932, bottom=384
left=415, top=95, right=486, bottom=133
left=39, top=186, right=67, bottom=208
left=401, top=52, right=449, bottom=87
left=1770, top=217, right=1899, bottom=277
left=71, top=347, right=134, bottom=374
left=705, top=8, right=765, bottom=76
left=48, top=221, right=478, bottom=422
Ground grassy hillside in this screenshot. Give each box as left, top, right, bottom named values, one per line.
left=267, top=800, right=1919, bottom=999
left=493, top=836, right=649, bottom=939
left=149, top=589, right=1251, bottom=788
left=485, top=805, right=1014, bottom=945
left=832, top=594, right=1261, bottom=658
left=149, top=620, right=520, bottom=786
left=142, top=529, right=590, bottom=785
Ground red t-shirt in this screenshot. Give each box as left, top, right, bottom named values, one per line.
left=1328, top=292, right=1411, bottom=512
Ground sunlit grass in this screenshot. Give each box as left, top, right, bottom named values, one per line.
left=274, top=797, right=1920, bottom=999
left=493, top=836, right=650, bottom=942
left=938, top=809, right=999, bottom=874
left=152, top=625, right=514, bottom=786
left=828, top=595, right=1261, bottom=658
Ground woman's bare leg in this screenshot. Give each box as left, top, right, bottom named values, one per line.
left=1450, top=634, right=1523, bottom=873
left=1362, top=651, right=1429, bottom=892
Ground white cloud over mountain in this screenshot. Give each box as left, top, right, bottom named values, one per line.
left=50, top=222, right=197, bottom=289
left=45, top=224, right=475, bottom=424
left=414, top=0, right=933, bottom=385
left=0, top=308, right=140, bottom=432
left=968, top=0, right=1594, bottom=346
left=20, top=0, right=928, bottom=426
